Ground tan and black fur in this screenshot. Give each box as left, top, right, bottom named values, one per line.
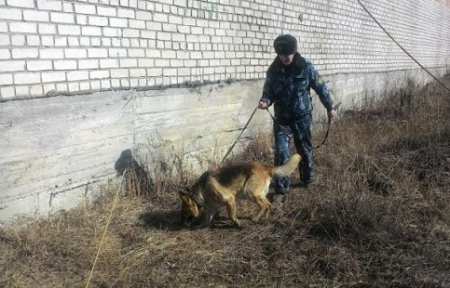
left=179, top=154, right=301, bottom=228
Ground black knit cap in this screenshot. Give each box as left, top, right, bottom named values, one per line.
left=274, top=34, right=298, bottom=55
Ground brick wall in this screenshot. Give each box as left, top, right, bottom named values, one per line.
left=0, top=0, right=449, bottom=101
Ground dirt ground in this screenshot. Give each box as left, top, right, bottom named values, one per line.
left=1, top=76, right=450, bottom=288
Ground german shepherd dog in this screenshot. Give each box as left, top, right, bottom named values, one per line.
left=179, top=154, right=301, bottom=228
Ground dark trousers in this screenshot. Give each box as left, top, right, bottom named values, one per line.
left=273, top=114, right=314, bottom=193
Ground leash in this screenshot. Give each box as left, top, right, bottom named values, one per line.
left=265, top=103, right=340, bottom=150
left=221, top=106, right=258, bottom=164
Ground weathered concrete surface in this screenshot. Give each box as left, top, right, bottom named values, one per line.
left=0, top=67, right=448, bottom=222
left=0, top=80, right=269, bottom=221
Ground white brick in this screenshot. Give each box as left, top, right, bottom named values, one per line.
left=65, top=48, right=86, bottom=58
left=42, top=83, right=55, bottom=94
left=130, top=68, right=145, bottom=77
left=154, top=13, right=168, bottom=22
left=163, top=23, right=177, bottom=32
left=129, top=19, right=145, bottom=29
left=12, top=48, right=38, bottom=59
left=54, top=60, right=76, bottom=70
left=100, top=59, right=118, bottom=68
left=157, top=32, right=171, bottom=41
left=111, top=69, right=128, bottom=78
left=15, top=86, right=29, bottom=96
left=9, top=22, right=37, bottom=33
left=27, top=60, right=52, bottom=71
left=82, top=26, right=101, bottom=36
left=128, top=48, right=145, bottom=57
left=6, top=0, right=34, bottom=8
left=154, top=59, right=169, bottom=67
left=68, top=37, right=79, bottom=46
left=26, top=35, right=40, bottom=46
left=136, top=10, right=152, bottom=20
left=174, top=0, right=187, bottom=6
left=141, top=30, right=156, bottom=39
left=58, top=24, right=80, bottom=35
left=75, top=14, right=87, bottom=25
left=90, top=70, right=109, bottom=79
left=172, top=34, right=185, bottom=42
left=119, top=58, right=137, bottom=67
left=118, top=8, right=134, bottom=18
left=89, top=16, right=108, bottom=26
left=14, top=72, right=40, bottom=84
left=41, top=36, right=54, bottom=46
left=103, top=27, right=121, bottom=37
left=11, top=35, right=25, bottom=46
left=74, top=3, right=96, bottom=15
left=67, top=70, right=88, bottom=81
left=75, top=14, right=88, bottom=25
left=110, top=79, right=120, bottom=88
left=0, top=74, right=12, bottom=85
left=163, top=68, right=177, bottom=77
left=91, top=37, right=100, bottom=47
left=147, top=68, right=162, bottom=77
left=97, top=6, right=116, bottom=16
left=54, top=36, right=67, bottom=46
left=101, top=80, right=111, bottom=89
left=0, top=8, right=22, bottom=20
left=61, top=1, right=72, bottom=11
left=101, top=38, right=111, bottom=47
left=42, top=71, right=65, bottom=82
left=177, top=25, right=189, bottom=33
left=78, top=59, right=98, bottom=69
left=40, top=48, right=64, bottom=59
left=68, top=82, right=79, bottom=92
left=183, top=18, right=195, bottom=26
left=1, top=86, right=15, bottom=99
left=88, top=48, right=107, bottom=58
left=24, top=10, right=49, bottom=22
left=37, top=0, right=61, bottom=11
left=30, top=85, right=43, bottom=96
left=110, top=18, right=127, bottom=28
left=123, top=29, right=139, bottom=37
left=120, top=79, right=129, bottom=87
left=145, top=49, right=160, bottom=57
left=56, top=82, right=67, bottom=92
left=169, top=15, right=182, bottom=24
left=0, top=49, right=10, bottom=59
left=79, top=37, right=90, bottom=46
left=138, top=58, right=153, bottom=67
left=0, top=34, right=10, bottom=46
left=80, top=81, right=90, bottom=90
left=51, top=12, right=75, bottom=23
left=108, top=48, right=127, bottom=57
left=0, top=23, right=7, bottom=33
left=90, top=80, right=100, bottom=90
left=111, top=38, right=121, bottom=47
left=39, top=23, right=56, bottom=34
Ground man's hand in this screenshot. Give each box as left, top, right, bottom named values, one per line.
left=258, top=100, right=269, bottom=110
left=327, top=108, right=337, bottom=122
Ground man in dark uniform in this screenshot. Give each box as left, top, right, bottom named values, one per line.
left=258, top=34, right=336, bottom=194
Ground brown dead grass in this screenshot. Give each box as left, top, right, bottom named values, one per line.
left=1, top=75, right=450, bottom=288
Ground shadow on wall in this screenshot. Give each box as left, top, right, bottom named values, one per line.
left=114, top=149, right=154, bottom=197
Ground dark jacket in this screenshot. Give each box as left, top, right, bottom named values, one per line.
left=261, top=53, right=333, bottom=124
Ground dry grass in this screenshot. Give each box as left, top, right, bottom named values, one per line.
left=1, top=75, right=450, bottom=288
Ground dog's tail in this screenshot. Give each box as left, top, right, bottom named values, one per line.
left=272, top=154, right=302, bottom=177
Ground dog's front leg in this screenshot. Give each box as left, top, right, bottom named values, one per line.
left=252, top=196, right=271, bottom=223
left=192, top=205, right=217, bottom=229
left=225, top=196, right=241, bottom=228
